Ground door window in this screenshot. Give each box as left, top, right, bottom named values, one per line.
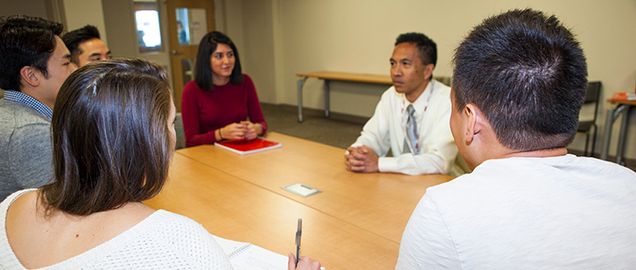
left=134, top=0, right=163, bottom=53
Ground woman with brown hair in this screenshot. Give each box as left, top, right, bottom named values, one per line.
left=0, top=59, right=319, bottom=269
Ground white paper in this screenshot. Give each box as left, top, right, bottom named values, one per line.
left=212, top=234, right=288, bottom=270
left=230, top=245, right=288, bottom=270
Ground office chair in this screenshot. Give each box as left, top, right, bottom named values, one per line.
left=577, top=81, right=602, bottom=156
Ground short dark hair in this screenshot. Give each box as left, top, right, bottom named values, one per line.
left=452, top=9, right=588, bottom=151
left=62, top=25, right=101, bottom=65
left=0, top=15, right=63, bottom=91
left=194, top=31, right=243, bottom=90
left=395, top=32, right=437, bottom=67
left=40, top=58, right=172, bottom=216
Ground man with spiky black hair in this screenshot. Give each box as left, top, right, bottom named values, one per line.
left=62, top=24, right=111, bottom=67
left=397, top=9, right=636, bottom=269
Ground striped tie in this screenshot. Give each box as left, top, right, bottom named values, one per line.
left=403, top=104, right=419, bottom=154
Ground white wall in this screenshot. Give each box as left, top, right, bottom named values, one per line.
left=215, top=0, right=278, bottom=103
left=225, top=0, right=636, bottom=159
left=25, top=0, right=636, bottom=159
left=63, top=0, right=107, bottom=41
left=241, top=0, right=277, bottom=103
left=0, top=0, right=49, bottom=18
left=221, top=0, right=245, bottom=60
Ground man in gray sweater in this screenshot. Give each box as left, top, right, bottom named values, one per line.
left=0, top=15, right=76, bottom=200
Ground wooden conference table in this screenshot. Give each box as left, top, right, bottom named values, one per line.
left=146, top=132, right=453, bottom=269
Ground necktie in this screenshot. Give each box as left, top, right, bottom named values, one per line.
left=403, top=104, right=419, bottom=154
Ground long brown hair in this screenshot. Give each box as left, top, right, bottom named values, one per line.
left=40, top=58, right=173, bottom=215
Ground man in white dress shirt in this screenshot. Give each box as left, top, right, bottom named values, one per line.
left=345, top=32, right=457, bottom=175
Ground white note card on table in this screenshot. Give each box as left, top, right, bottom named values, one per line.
left=212, top=235, right=287, bottom=270
left=283, top=183, right=321, bottom=197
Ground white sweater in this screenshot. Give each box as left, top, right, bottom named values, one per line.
left=0, top=189, right=233, bottom=269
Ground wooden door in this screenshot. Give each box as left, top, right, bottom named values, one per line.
left=166, top=0, right=215, bottom=111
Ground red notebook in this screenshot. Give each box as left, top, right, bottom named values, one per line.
left=215, top=137, right=282, bottom=155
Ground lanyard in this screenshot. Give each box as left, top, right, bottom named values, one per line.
left=401, top=81, right=435, bottom=124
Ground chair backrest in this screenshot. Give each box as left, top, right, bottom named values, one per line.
left=584, top=81, right=602, bottom=120
left=584, top=81, right=602, bottom=103
left=175, top=112, right=185, bottom=149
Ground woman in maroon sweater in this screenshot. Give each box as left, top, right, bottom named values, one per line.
left=181, top=31, right=267, bottom=147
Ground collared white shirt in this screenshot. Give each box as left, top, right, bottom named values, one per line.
left=352, top=80, right=457, bottom=175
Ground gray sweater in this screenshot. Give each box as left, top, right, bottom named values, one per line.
left=0, top=99, right=53, bottom=200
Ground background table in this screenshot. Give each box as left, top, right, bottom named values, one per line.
left=146, top=132, right=453, bottom=269
left=296, top=71, right=392, bottom=122
left=601, top=99, right=636, bottom=164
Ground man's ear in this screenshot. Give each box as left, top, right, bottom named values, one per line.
left=463, top=103, right=482, bottom=145
left=424, top=64, right=435, bottom=80
left=19, top=66, right=41, bottom=88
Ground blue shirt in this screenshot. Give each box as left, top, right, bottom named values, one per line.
left=3, top=90, right=53, bottom=120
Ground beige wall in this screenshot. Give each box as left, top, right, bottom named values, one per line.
left=99, top=0, right=172, bottom=85
left=222, top=0, right=636, bottom=159
left=221, top=0, right=246, bottom=58
left=8, top=0, right=634, bottom=159
left=216, top=0, right=278, bottom=103
left=0, top=0, right=49, bottom=18
left=241, top=0, right=277, bottom=103
left=63, top=0, right=108, bottom=41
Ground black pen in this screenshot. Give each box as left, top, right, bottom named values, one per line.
left=295, top=218, right=302, bottom=267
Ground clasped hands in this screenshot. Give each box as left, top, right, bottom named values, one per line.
left=219, top=121, right=262, bottom=141
left=344, top=145, right=379, bottom=173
